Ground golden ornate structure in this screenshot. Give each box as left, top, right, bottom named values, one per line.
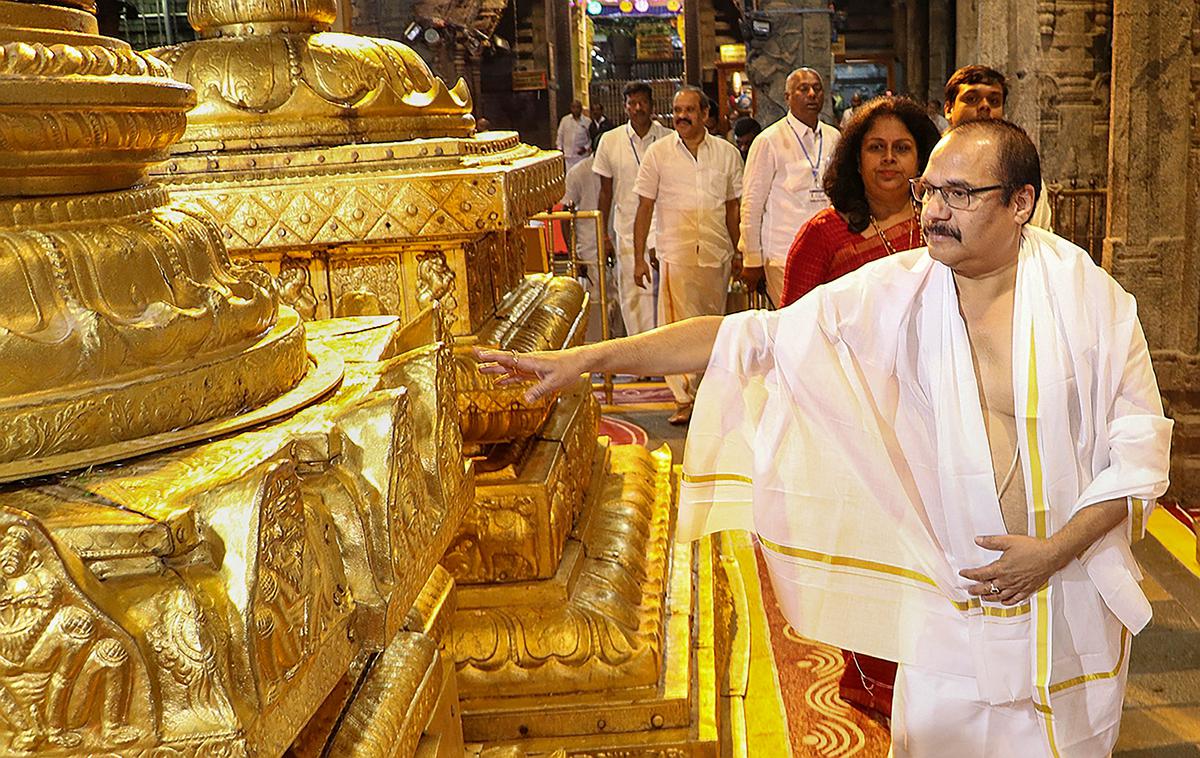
left=0, top=1, right=473, bottom=755
left=109, top=0, right=757, bottom=750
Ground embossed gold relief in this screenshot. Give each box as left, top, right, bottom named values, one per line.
left=146, top=0, right=473, bottom=153
left=0, top=319, right=470, bottom=756
left=0, top=0, right=195, bottom=196
left=161, top=145, right=562, bottom=250
left=0, top=5, right=317, bottom=482
left=0, top=187, right=314, bottom=479
left=445, top=379, right=597, bottom=585
left=0, top=508, right=152, bottom=753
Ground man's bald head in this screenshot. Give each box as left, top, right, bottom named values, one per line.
left=918, top=120, right=1040, bottom=276
left=947, top=119, right=1041, bottom=211
left=785, top=68, right=825, bottom=128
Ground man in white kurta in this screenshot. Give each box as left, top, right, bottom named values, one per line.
left=475, top=119, right=1173, bottom=756
left=593, top=82, right=672, bottom=335
left=556, top=100, right=592, bottom=172
left=632, top=87, right=743, bottom=424
left=739, top=68, right=841, bottom=305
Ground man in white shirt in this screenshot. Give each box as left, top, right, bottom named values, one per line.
left=593, top=82, right=672, bottom=336
left=556, top=99, right=592, bottom=171
left=631, top=86, right=743, bottom=424
left=839, top=91, right=862, bottom=130
left=562, top=150, right=618, bottom=341
left=943, top=65, right=1052, bottom=228
left=561, top=154, right=600, bottom=269
left=739, top=67, right=841, bottom=305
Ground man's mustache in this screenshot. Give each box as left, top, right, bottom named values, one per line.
left=676, top=118, right=692, bottom=125
left=924, top=223, right=962, bottom=241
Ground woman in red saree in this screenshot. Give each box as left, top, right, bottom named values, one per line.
left=781, top=97, right=942, bottom=307
left=778, top=97, right=942, bottom=723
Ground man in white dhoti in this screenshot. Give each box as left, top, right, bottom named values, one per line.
left=476, top=119, right=1173, bottom=757
left=631, top=86, right=744, bottom=425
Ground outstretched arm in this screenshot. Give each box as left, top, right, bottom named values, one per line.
left=476, top=315, right=725, bottom=402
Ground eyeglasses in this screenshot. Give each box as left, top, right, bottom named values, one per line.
left=909, top=179, right=1007, bottom=210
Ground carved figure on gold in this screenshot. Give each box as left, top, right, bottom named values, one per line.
left=250, top=459, right=349, bottom=705
left=146, top=588, right=238, bottom=732
left=416, top=250, right=460, bottom=319
left=0, top=523, right=143, bottom=753
left=277, top=262, right=319, bottom=320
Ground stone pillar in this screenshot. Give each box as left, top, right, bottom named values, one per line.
left=1105, top=0, right=1200, bottom=498
left=956, top=0, right=1113, bottom=185
left=906, top=0, right=930, bottom=98
left=684, top=0, right=702, bottom=84
left=928, top=0, right=953, bottom=101
left=746, top=1, right=833, bottom=127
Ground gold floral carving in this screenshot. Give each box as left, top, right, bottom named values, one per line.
left=151, top=32, right=473, bottom=152
left=0, top=4, right=196, bottom=196
left=330, top=254, right=403, bottom=316
left=0, top=189, right=309, bottom=471
left=449, top=445, right=673, bottom=696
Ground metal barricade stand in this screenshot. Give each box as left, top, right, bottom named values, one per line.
left=529, top=209, right=614, bottom=404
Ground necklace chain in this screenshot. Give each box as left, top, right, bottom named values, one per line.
left=869, top=206, right=924, bottom=255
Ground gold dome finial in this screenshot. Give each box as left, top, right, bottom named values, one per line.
left=154, top=0, right=474, bottom=152
left=189, top=0, right=337, bottom=38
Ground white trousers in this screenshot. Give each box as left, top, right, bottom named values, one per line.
left=764, top=260, right=786, bottom=307
left=891, top=664, right=1119, bottom=758
left=613, top=240, right=657, bottom=336
left=658, top=259, right=730, bottom=405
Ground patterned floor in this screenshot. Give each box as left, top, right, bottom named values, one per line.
left=754, top=546, right=891, bottom=757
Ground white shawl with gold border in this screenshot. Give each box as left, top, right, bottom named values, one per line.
left=678, top=226, right=1172, bottom=754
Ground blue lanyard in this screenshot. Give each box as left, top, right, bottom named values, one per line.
left=787, top=120, right=823, bottom=182
left=628, top=125, right=655, bottom=165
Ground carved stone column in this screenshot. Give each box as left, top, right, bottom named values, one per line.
left=745, top=1, right=834, bottom=127
left=1105, top=0, right=1200, bottom=498
left=956, top=0, right=1112, bottom=184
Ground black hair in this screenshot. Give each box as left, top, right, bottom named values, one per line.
left=823, top=96, right=943, bottom=233
left=733, top=117, right=762, bottom=138
left=946, top=119, right=1042, bottom=217
left=944, top=65, right=1008, bottom=109
left=623, top=81, right=653, bottom=105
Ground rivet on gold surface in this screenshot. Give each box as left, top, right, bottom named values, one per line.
left=597, top=719, right=606, bottom=730
left=651, top=714, right=665, bottom=728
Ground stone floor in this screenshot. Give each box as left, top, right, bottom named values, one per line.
left=601, top=387, right=1200, bottom=756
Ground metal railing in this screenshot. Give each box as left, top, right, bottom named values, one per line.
left=1046, top=179, right=1107, bottom=266
left=528, top=210, right=614, bottom=403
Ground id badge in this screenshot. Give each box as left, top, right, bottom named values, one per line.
left=808, top=187, right=827, bottom=203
